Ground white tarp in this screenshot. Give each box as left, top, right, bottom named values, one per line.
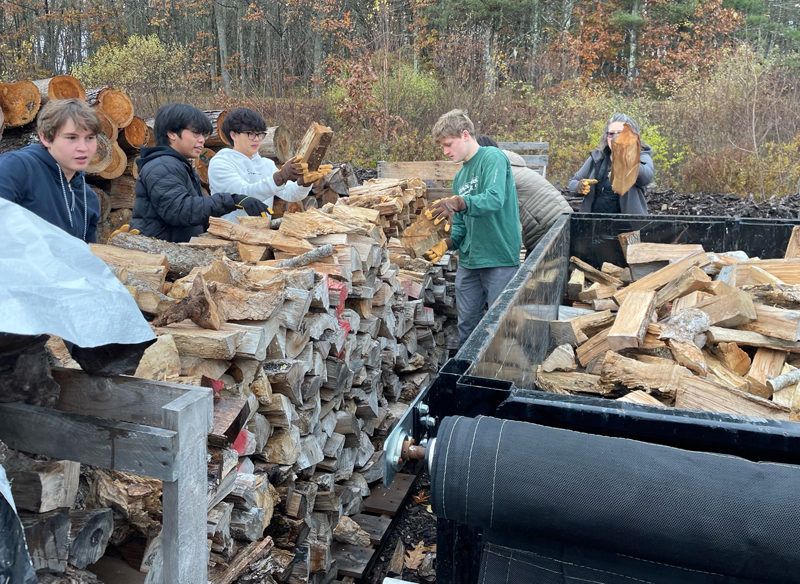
left=0, top=199, right=155, bottom=347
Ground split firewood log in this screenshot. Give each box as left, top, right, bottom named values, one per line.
left=610, top=123, right=641, bottom=195
left=297, top=121, right=333, bottom=171
left=152, top=274, right=222, bottom=330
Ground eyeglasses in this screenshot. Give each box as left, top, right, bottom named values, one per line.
left=242, top=131, right=267, bottom=141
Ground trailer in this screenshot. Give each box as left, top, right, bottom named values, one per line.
left=383, top=213, right=800, bottom=584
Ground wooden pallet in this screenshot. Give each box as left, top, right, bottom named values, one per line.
left=330, top=472, right=417, bottom=580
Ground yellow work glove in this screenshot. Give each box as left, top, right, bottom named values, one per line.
left=299, top=164, right=333, bottom=187
left=424, top=207, right=448, bottom=227
left=578, top=178, right=598, bottom=195
left=423, top=239, right=450, bottom=263
left=108, top=223, right=140, bottom=242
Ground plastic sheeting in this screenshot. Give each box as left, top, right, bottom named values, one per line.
left=431, top=415, right=800, bottom=583
left=0, top=199, right=155, bottom=348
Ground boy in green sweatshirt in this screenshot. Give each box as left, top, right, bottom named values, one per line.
left=426, top=109, right=521, bottom=346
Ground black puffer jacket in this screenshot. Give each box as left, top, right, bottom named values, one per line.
left=132, top=146, right=236, bottom=242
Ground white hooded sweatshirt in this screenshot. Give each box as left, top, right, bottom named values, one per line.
left=208, top=148, right=310, bottom=214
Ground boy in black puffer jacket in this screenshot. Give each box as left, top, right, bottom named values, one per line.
left=132, top=103, right=269, bottom=242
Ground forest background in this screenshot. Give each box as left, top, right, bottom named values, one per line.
left=2, top=0, right=800, bottom=197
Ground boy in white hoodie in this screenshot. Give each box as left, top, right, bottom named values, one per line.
left=208, top=107, right=312, bottom=216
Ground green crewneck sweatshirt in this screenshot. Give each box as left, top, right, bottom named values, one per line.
left=450, top=146, right=521, bottom=269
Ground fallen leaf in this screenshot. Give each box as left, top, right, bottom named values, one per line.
left=413, top=491, right=430, bottom=504
left=404, top=540, right=433, bottom=570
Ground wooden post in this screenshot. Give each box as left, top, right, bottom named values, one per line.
left=161, top=390, right=213, bottom=584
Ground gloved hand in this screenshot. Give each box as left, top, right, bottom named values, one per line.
left=299, top=164, right=333, bottom=187
left=428, top=196, right=466, bottom=224
left=233, top=195, right=271, bottom=217
left=275, top=155, right=304, bottom=185
left=108, top=223, right=140, bottom=242
left=423, top=238, right=450, bottom=263
left=578, top=178, right=598, bottom=195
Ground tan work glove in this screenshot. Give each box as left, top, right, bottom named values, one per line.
left=299, top=164, right=333, bottom=187
left=108, top=223, right=139, bottom=242
left=424, top=207, right=452, bottom=233
left=275, top=155, right=304, bottom=185
left=428, top=196, right=466, bottom=224
left=423, top=238, right=450, bottom=263
left=578, top=178, right=598, bottom=195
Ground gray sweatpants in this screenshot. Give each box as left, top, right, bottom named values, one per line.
left=455, top=264, right=519, bottom=347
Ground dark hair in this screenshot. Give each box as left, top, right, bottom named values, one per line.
left=476, top=135, right=499, bottom=148
left=153, top=103, right=213, bottom=146
left=221, top=107, right=267, bottom=144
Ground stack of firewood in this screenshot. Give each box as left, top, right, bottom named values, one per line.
left=513, top=229, right=800, bottom=420
left=52, top=183, right=454, bottom=582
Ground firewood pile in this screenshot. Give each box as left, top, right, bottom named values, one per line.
left=535, top=229, right=800, bottom=420
left=3, top=180, right=457, bottom=582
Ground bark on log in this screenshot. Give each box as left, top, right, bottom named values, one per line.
left=274, top=244, right=335, bottom=268
left=258, top=126, right=293, bottom=163
left=68, top=508, right=113, bottom=569
left=0, top=80, right=41, bottom=127
left=202, top=109, right=228, bottom=147
left=85, top=86, right=134, bottom=127
left=0, top=124, right=38, bottom=155
left=108, top=231, right=218, bottom=278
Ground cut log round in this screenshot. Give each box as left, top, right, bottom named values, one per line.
left=95, top=109, right=118, bottom=143
left=32, top=75, right=86, bottom=105
left=258, top=126, right=293, bottom=163
left=86, top=86, right=134, bottom=128
left=202, top=109, right=228, bottom=147
left=87, top=132, right=113, bottom=174
left=195, top=147, right=215, bottom=185
left=99, top=141, right=127, bottom=179
left=119, top=115, right=148, bottom=152
left=0, top=80, right=41, bottom=127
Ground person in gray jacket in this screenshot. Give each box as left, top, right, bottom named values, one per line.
left=477, top=136, right=572, bottom=256
left=568, top=113, right=654, bottom=214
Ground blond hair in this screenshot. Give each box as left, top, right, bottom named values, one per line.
left=432, top=109, right=475, bottom=142
left=37, top=98, right=101, bottom=142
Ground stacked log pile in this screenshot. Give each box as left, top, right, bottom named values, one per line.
left=65, top=182, right=457, bottom=582
left=528, top=228, right=800, bottom=420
